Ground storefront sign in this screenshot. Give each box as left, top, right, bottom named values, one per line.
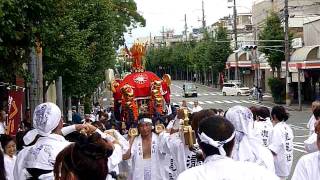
left=292, top=38, right=303, bottom=49
left=291, top=72, right=305, bottom=82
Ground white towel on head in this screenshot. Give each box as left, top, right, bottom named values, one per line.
left=225, top=105, right=275, bottom=172
left=24, top=102, right=61, bottom=145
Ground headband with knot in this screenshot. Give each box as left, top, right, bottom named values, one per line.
left=198, top=131, right=235, bottom=156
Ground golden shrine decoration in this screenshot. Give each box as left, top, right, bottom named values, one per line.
left=130, top=43, right=146, bottom=72
left=120, top=84, right=138, bottom=123
left=149, top=80, right=163, bottom=116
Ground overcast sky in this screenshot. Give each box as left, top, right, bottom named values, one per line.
left=125, top=0, right=254, bottom=45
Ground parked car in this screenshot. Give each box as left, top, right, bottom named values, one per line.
left=183, top=83, right=197, bottom=97
left=222, top=81, right=250, bottom=96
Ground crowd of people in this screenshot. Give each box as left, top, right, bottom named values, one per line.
left=0, top=99, right=319, bottom=180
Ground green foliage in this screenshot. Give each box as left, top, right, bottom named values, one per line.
left=259, top=11, right=285, bottom=75
left=0, top=0, right=145, bottom=98
left=145, top=25, right=231, bottom=83
left=268, top=77, right=285, bottom=103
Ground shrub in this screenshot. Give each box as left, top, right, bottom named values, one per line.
left=268, top=77, right=285, bottom=104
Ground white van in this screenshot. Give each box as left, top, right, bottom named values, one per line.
left=222, top=82, right=250, bottom=96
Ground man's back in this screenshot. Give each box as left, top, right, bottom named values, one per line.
left=14, top=134, right=70, bottom=180
left=177, top=155, right=279, bottom=180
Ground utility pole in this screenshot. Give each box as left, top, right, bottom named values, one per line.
left=161, top=26, right=165, bottom=46
left=253, top=26, right=259, bottom=88
left=233, top=0, right=239, bottom=80
left=184, top=14, right=188, bottom=42
left=202, top=0, right=206, bottom=30
left=149, top=32, right=152, bottom=47
left=284, top=0, right=291, bottom=106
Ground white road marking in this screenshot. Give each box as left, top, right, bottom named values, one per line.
left=223, top=100, right=233, bottom=104
left=232, top=100, right=242, bottom=103
left=293, top=147, right=307, bottom=153
left=210, top=93, right=217, bottom=95
left=240, top=100, right=251, bottom=103
left=289, top=124, right=308, bottom=130
left=214, top=100, right=224, bottom=104
left=293, top=142, right=305, bottom=145
left=175, top=94, right=181, bottom=97
left=249, top=100, right=258, bottom=104
left=293, top=144, right=306, bottom=149
left=294, top=135, right=309, bottom=138
left=172, top=84, right=183, bottom=89
left=205, top=101, right=214, bottom=104
left=198, top=101, right=205, bottom=105
left=203, top=93, right=209, bottom=95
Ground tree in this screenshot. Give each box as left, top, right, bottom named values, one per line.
left=0, top=0, right=61, bottom=83
left=207, top=25, right=232, bottom=83
left=42, top=0, right=145, bottom=97
left=259, top=11, right=285, bottom=77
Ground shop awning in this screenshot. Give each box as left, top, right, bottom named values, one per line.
left=291, top=46, right=319, bottom=62
left=226, top=51, right=252, bottom=68
left=281, top=46, right=320, bottom=72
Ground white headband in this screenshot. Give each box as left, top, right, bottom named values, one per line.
left=198, top=131, right=236, bottom=156
left=138, top=118, right=152, bottom=124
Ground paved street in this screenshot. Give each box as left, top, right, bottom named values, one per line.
left=171, top=80, right=311, bottom=178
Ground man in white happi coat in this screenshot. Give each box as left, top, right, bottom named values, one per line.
left=191, top=101, right=202, bottom=113
left=253, top=107, right=273, bottom=147
left=305, top=106, right=320, bottom=153
left=292, top=122, right=320, bottom=180
left=123, top=117, right=166, bottom=180
left=14, top=102, right=115, bottom=180
left=177, top=115, right=279, bottom=180
left=307, top=100, right=320, bottom=135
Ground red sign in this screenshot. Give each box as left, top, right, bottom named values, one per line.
left=6, top=90, right=23, bottom=136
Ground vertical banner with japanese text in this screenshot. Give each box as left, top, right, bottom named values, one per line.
left=6, top=90, right=23, bottom=136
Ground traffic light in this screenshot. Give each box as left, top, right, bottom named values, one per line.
left=242, top=45, right=257, bottom=51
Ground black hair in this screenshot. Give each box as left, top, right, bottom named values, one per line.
left=257, top=107, right=271, bottom=120
left=313, top=106, right=320, bottom=120
left=0, top=134, right=14, bottom=152
left=271, top=106, right=289, bottom=122
left=209, top=108, right=218, bottom=114
left=249, top=106, right=259, bottom=120
left=54, top=133, right=112, bottom=180
left=198, top=115, right=235, bottom=157
left=191, top=109, right=216, bottom=133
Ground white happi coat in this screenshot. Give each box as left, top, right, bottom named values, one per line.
left=159, top=132, right=203, bottom=180
left=107, top=130, right=130, bottom=180
left=177, top=155, right=279, bottom=180
left=4, top=154, right=16, bottom=180
left=128, top=133, right=165, bottom=180
left=14, top=134, right=71, bottom=180
left=304, top=133, right=318, bottom=153
left=307, top=115, right=316, bottom=135
left=268, top=121, right=294, bottom=178
left=291, top=151, right=320, bottom=180
left=254, top=119, right=273, bottom=147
